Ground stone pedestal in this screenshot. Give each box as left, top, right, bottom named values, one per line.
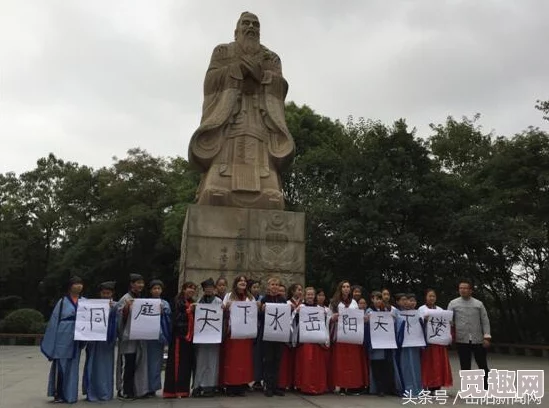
left=178, top=205, right=305, bottom=290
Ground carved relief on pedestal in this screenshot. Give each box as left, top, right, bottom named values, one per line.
left=249, top=211, right=303, bottom=272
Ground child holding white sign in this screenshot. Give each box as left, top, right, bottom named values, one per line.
left=116, top=273, right=148, bottom=400
left=194, top=278, right=223, bottom=398
left=294, top=287, right=328, bottom=395
left=279, top=283, right=302, bottom=391
left=146, top=280, right=171, bottom=397
left=418, top=289, right=453, bottom=394
left=82, top=281, right=117, bottom=402
left=365, top=291, right=402, bottom=397
left=396, top=293, right=423, bottom=397
left=329, top=280, right=368, bottom=395
left=260, top=277, right=287, bottom=397
left=221, top=275, right=255, bottom=397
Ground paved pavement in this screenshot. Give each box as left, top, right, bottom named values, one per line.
left=0, top=346, right=547, bottom=407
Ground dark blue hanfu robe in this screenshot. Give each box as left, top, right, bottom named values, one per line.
left=41, top=295, right=85, bottom=404
left=365, top=307, right=403, bottom=396
left=396, top=311, right=424, bottom=397
left=82, top=304, right=117, bottom=401
left=146, top=299, right=171, bottom=394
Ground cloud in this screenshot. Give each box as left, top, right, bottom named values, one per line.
left=1, top=0, right=548, bottom=174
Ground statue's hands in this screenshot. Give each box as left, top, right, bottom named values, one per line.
left=240, top=55, right=261, bottom=81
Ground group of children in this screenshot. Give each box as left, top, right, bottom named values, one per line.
left=40, top=274, right=453, bottom=403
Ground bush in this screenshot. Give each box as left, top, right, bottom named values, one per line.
left=1, top=309, right=45, bottom=334
left=0, top=296, right=23, bottom=318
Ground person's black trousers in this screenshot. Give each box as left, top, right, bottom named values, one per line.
left=122, top=353, right=137, bottom=397
left=456, top=342, right=489, bottom=390
left=263, top=341, right=283, bottom=391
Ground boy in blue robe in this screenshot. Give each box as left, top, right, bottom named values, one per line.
left=82, top=281, right=117, bottom=402
left=41, top=276, right=86, bottom=404
left=146, top=279, right=171, bottom=396
left=396, top=293, right=424, bottom=397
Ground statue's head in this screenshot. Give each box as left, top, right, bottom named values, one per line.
left=234, top=12, right=260, bottom=52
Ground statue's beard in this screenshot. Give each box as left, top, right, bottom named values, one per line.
left=238, top=34, right=260, bottom=54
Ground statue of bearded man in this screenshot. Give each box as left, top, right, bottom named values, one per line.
left=188, top=12, right=295, bottom=210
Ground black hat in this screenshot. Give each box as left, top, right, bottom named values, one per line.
left=67, top=276, right=83, bottom=288
left=201, top=278, right=215, bottom=289
left=99, top=281, right=116, bottom=291
left=149, top=279, right=164, bottom=289
left=129, top=273, right=144, bottom=283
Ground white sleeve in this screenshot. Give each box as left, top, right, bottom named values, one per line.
left=418, top=305, right=427, bottom=317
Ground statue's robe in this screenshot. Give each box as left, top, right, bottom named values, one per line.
left=189, top=41, right=295, bottom=209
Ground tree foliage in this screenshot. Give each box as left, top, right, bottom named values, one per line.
left=0, top=103, right=547, bottom=343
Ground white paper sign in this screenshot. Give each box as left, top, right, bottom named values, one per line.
left=74, top=299, right=111, bottom=341
left=193, top=303, right=223, bottom=344
left=426, top=310, right=453, bottom=345
left=263, top=303, right=292, bottom=343
left=129, top=298, right=161, bottom=340
left=336, top=308, right=364, bottom=345
left=369, top=311, right=397, bottom=349
left=399, top=310, right=426, bottom=347
left=230, top=301, right=258, bottom=339
left=299, top=306, right=328, bottom=344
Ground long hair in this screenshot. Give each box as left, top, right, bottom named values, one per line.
left=229, top=275, right=254, bottom=301
left=175, top=281, right=196, bottom=303
left=288, top=283, right=303, bottom=300
left=315, top=288, right=329, bottom=307
left=330, top=280, right=351, bottom=311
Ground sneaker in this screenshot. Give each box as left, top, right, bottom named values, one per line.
left=274, top=389, right=285, bottom=396
left=264, top=389, right=274, bottom=397
left=117, top=392, right=136, bottom=401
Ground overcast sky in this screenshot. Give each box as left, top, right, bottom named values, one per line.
left=1, top=0, right=548, bottom=174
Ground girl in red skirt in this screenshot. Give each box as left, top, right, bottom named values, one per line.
left=278, top=283, right=303, bottom=390
left=418, top=289, right=453, bottom=393
left=295, top=287, right=329, bottom=395
left=221, top=276, right=255, bottom=396
left=329, top=280, right=369, bottom=395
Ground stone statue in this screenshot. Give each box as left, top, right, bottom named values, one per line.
left=189, top=12, right=295, bottom=210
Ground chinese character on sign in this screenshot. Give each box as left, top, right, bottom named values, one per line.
left=237, top=304, right=251, bottom=324
left=373, top=314, right=388, bottom=332
left=342, top=315, right=358, bottom=334
left=303, top=311, right=321, bottom=331
left=517, top=370, right=544, bottom=399
left=455, top=369, right=487, bottom=402
left=428, top=317, right=447, bottom=339
left=400, top=313, right=415, bottom=335
left=134, top=302, right=160, bottom=319
left=197, top=307, right=220, bottom=332
left=267, top=307, right=285, bottom=331
left=89, top=307, right=106, bottom=331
